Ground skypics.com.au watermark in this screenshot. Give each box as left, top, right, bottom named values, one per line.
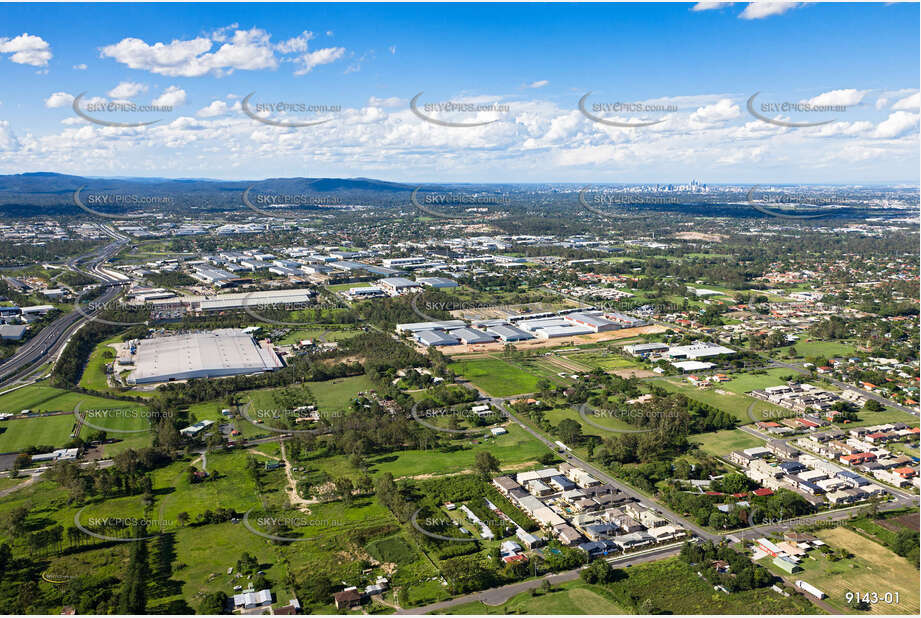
left=578, top=93, right=675, bottom=127
left=578, top=187, right=682, bottom=219
left=410, top=92, right=509, bottom=128
left=241, top=93, right=341, bottom=128
left=240, top=405, right=346, bottom=436
left=746, top=92, right=848, bottom=128
left=577, top=403, right=683, bottom=434
left=73, top=186, right=171, bottom=220
left=410, top=187, right=508, bottom=219
left=72, top=93, right=168, bottom=127
left=746, top=185, right=844, bottom=220
left=74, top=507, right=174, bottom=542
left=242, top=185, right=343, bottom=218
left=242, top=509, right=351, bottom=542
left=75, top=405, right=167, bottom=434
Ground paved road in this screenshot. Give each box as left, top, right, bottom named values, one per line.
left=397, top=543, right=683, bottom=615
left=0, top=229, right=128, bottom=390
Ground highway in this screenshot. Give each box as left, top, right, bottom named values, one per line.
left=0, top=225, right=128, bottom=390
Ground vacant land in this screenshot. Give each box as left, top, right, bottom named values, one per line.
left=656, top=378, right=788, bottom=423
left=691, top=428, right=766, bottom=457
left=0, top=413, right=76, bottom=452
left=0, top=385, right=147, bottom=415
left=449, top=358, right=541, bottom=397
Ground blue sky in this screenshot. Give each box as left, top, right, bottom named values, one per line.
left=0, top=2, right=918, bottom=183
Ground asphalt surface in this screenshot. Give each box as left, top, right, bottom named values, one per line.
left=0, top=231, right=127, bottom=390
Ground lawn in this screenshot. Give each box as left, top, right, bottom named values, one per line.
left=439, top=581, right=626, bottom=614
left=691, top=428, right=766, bottom=457
left=721, top=368, right=800, bottom=395
left=787, top=340, right=858, bottom=360
left=0, top=385, right=148, bottom=415
left=310, top=374, right=376, bottom=411
left=448, top=358, right=541, bottom=397
left=655, top=378, right=789, bottom=423
left=0, top=413, right=77, bottom=451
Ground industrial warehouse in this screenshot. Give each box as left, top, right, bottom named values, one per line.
left=123, top=329, right=284, bottom=384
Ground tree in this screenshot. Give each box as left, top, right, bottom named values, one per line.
left=556, top=419, right=583, bottom=445
left=474, top=451, right=501, bottom=480
left=199, top=591, right=228, bottom=614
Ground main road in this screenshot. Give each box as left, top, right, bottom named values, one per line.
left=0, top=226, right=129, bottom=390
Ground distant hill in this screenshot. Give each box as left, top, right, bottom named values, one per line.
left=0, top=172, right=414, bottom=217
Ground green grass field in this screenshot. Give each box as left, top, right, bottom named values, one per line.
left=655, top=377, right=789, bottom=423
left=448, top=358, right=541, bottom=397
left=0, top=385, right=148, bottom=415
left=691, top=428, right=766, bottom=457
left=0, top=413, right=77, bottom=452
left=310, top=423, right=547, bottom=480
left=787, top=340, right=858, bottom=360
left=276, top=327, right=362, bottom=345
left=439, top=581, right=626, bottom=614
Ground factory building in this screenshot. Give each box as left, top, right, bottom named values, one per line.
left=126, top=329, right=283, bottom=384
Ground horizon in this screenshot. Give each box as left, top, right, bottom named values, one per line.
left=0, top=2, right=918, bottom=183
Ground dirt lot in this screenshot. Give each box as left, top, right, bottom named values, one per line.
left=878, top=513, right=920, bottom=532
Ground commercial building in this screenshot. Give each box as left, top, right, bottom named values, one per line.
left=417, top=276, right=458, bottom=289
left=666, top=342, right=736, bottom=360
left=378, top=277, right=423, bottom=296
left=127, top=329, right=283, bottom=384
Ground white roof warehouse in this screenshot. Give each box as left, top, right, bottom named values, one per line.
left=127, top=329, right=283, bottom=384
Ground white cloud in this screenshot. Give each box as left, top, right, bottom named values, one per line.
left=526, top=80, right=549, bottom=89
left=45, top=91, right=75, bottom=108
left=108, top=81, right=148, bottom=100
left=691, top=3, right=733, bottom=11
left=368, top=96, right=404, bottom=108
left=873, top=111, right=919, bottom=139
left=689, top=98, right=740, bottom=126
left=875, top=97, right=889, bottom=110
left=196, top=99, right=238, bottom=117
left=73, top=63, right=87, bottom=70
left=388, top=45, right=396, bottom=55
left=739, top=3, right=803, bottom=19
left=100, top=28, right=276, bottom=77
left=891, top=92, right=920, bottom=111
left=804, top=89, right=866, bottom=107
left=153, top=86, right=187, bottom=107
left=0, top=120, right=19, bottom=150
left=292, top=46, right=346, bottom=75
left=276, top=31, right=314, bottom=54
left=0, top=33, right=52, bottom=67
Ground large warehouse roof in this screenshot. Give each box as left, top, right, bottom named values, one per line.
left=128, top=329, right=283, bottom=384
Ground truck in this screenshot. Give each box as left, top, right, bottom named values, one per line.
left=554, top=440, right=571, bottom=453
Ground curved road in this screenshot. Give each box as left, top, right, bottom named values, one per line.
left=0, top=227, right=128, bottom=390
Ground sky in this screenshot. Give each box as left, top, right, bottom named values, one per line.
left=0, top=1, right=918, bottom=183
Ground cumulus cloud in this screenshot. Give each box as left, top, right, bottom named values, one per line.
left=45, top=91, right=75, bottom=108
left=100, top=25, right=347, bottom=78
left=292, top=46, right=346, bottom=75
left=526, top=80, right=549, bottom=89
left=0, top=120, right=19, bottom=150
left=368, top=96, right=403, bottom=108
left=108, top=81, right=148, bottom=100
left=196, top=99, right=238, bottom=117
left=690, top=98, right=740, bottom=126
left=739, top=2, right=803, bottom=19
left=0, top=33, right=52, bottom=66
left=691, top=3, right=733, bottom=11
left=891, top=92, right=920, bottom=111
left=873, top=111, right=919, bottom=139
left=153, top=86, right=187, bottom=107
left=804, top=89, right=867, bottom=107
left=73, top=63, right=87, bottom=70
